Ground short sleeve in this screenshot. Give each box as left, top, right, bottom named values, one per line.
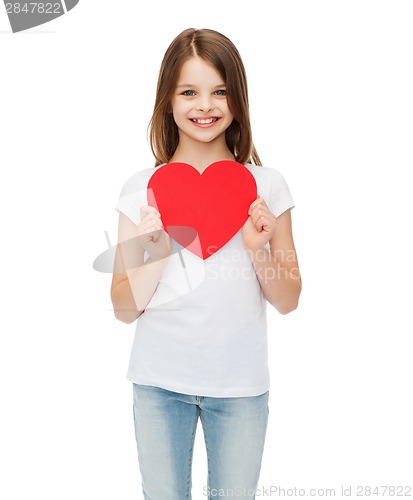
left=266, top=168, right=295, bottom=218
left=115, top=170, right=152, bottom=225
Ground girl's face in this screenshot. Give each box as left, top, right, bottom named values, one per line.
left=171, top=56, right=234, bottom=147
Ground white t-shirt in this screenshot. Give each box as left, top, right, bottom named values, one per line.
left=115, top=163, right=294, bottom=397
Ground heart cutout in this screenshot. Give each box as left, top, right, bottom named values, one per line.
left=147, top=160, right=257, bottom=259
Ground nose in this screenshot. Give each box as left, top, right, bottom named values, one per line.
left=196, top=94, right=213, bottom=113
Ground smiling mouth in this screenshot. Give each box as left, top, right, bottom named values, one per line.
left=190, top=117, right=219, bottom=124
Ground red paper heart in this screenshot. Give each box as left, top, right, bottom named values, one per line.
left=147, top=160, right=257, bottom=259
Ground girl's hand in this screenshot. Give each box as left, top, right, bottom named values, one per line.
left=137, top=206, right=171, bottom=261
left=242, top=195, right=277, bottom=252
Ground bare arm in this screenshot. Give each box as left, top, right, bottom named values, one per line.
left=248, top=209, right=301, bottom=314
left=111, top=209, right=171, bottom=324
left=242, top=198, right=301, bottom=315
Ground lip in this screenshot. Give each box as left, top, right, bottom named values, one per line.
left=189, top=117, right=221, bottom=128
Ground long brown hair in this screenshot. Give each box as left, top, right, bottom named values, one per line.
left=148, top=28, right=262, bottom=167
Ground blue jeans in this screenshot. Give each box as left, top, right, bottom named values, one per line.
left=132, top=383, right=269, bottom=500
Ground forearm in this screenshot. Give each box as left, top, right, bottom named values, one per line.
left=111, top=276, right=143, bottom=324
left=126, top=255, right=169, bottom=313
left=111, top=240, right=169, bottom=323
left=249, top=247, right=301, bottom=314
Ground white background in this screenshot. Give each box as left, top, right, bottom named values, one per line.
left=1, top=1, right=412, bottom=498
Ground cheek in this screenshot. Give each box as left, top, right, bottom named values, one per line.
left=225, top=111, right=235, bottom=126
left=172, top=100, right=190, bottom=119
left=223, top=102, right=234, bottom=122
left=171, top=106, right=184, bottom=123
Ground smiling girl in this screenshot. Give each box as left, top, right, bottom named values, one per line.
left=111, top=28, right=301, bottom=500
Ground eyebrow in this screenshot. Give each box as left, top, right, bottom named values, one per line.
left=175, top=83, right=226, bottom=89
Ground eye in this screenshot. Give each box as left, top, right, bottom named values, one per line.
left=181, top=90, right=196, bottom=96
left=215, top=89, right=227, bottom=96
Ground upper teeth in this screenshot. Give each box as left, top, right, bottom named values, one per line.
left=193, top=118, right=216, bottom=124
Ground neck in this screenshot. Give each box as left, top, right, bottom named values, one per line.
left=169, top=136, right=235, bottom=173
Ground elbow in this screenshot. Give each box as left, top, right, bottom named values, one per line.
left=275, top=300, right=299, bottom=315
left=271, top=286, right=301, bottom=315
left=113, top=308, right=142, bottom=324
left=278, top=277, right=302, bottom=315
left=110, top=285, right=142, bottom=324
left=111, top=293, right=142, bottom=324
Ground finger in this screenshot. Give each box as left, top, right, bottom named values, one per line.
left=249, top=206, right=271, bottom=227
left=256, top=215, right=266, bottom=232
left=255, top=198, right=268, bottom=210
left=141, top=205, right=161, bottom=215
left=255, top=213, right=275, bottom=233
left=248, top=197, right=259, bottom=214
left=248, top=196, right=268, bottom=215
left=138, top=220, right=164, bottom=236
left=141, top=212, right=164, bottom=227
left=140, top=205, right=161, bottom=219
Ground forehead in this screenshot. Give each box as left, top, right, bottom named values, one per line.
left=177, top=56, right=224, bottom=84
